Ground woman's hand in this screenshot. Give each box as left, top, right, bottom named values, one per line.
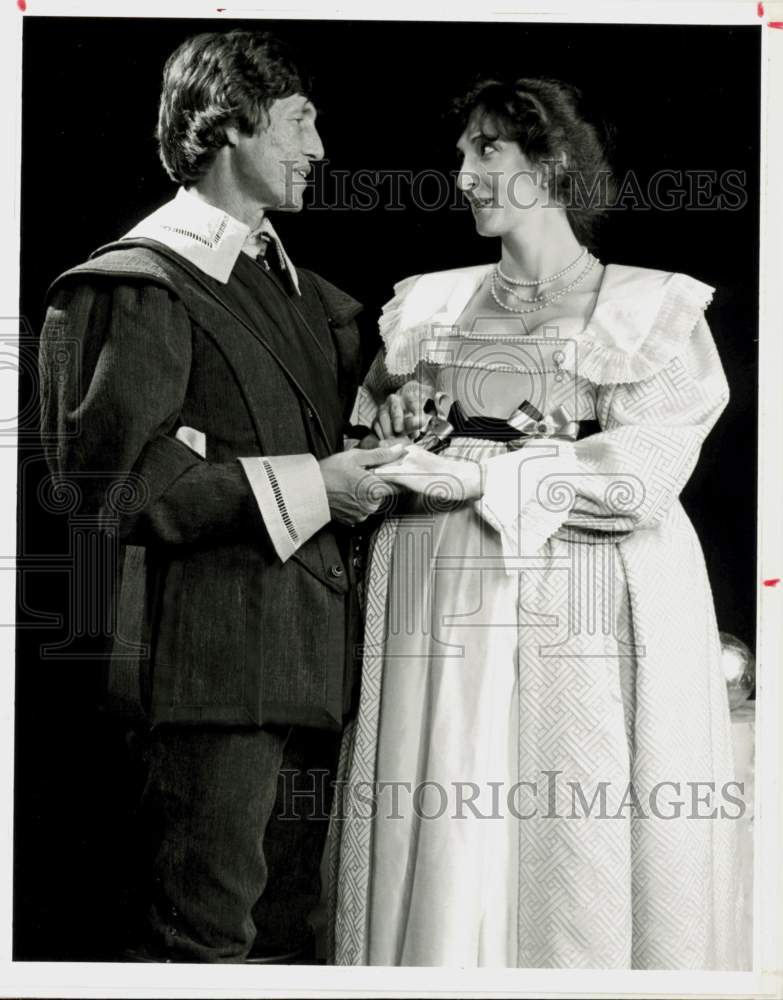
left=372, top=381, right=434, bottom=440
left=373, top=445, right=483, bottom=502
left=358, top=432, right=409, bottom=450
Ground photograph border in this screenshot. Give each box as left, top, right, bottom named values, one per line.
left=1, top=1, right=781, bottom=997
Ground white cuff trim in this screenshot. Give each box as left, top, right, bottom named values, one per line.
left=475, top=440, right=578, bottom=572
left=239, top=454, right=330, bottom=563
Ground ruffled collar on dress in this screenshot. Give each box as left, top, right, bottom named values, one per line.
left=379, top=263, right=715, bottom=385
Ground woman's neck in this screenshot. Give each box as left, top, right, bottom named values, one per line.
left=499, top=213, right=583, bottom=283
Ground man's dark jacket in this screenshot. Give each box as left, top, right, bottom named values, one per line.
left=39, top=239, right=366, bottom=730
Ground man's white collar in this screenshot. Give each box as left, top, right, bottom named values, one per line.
left=123, top=187, right=300, bottom=292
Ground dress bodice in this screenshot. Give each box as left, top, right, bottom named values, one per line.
left=424, top=331, right=599, bottom=425
left=354, top=262, right=718, bottom=440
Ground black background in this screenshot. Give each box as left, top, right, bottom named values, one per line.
left=15, top=18, right=760, bottom=960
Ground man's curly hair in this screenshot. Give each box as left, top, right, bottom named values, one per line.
left=156, top=30, right=311, bottom=186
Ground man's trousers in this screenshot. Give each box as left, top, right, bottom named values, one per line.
left=132, top=723, right=339, bottom=962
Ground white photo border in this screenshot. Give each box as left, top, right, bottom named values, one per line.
left=1, top=1, right=780, bottom=998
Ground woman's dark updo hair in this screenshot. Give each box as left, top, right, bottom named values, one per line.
left=451, top=78, right=614, bottom=245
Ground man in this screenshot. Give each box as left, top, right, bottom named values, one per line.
left=38, top=29, right=399, bottom=963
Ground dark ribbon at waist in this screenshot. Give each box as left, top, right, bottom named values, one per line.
left=447, top=400, right=600, bottom=444
left=449, top=400, right=528, bottom=441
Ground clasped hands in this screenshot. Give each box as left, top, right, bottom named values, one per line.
left=320, top=381, right=482, bottom=526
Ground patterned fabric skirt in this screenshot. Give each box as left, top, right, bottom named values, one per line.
left=327, top=439, right=742, bottom=969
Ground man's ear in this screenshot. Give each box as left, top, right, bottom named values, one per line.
left=224, top=124, right=240, bottom=147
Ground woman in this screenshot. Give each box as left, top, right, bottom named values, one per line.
left=329, top=78, right=741, bottom=969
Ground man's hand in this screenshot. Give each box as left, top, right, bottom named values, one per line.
left=372, top=381, right=433, bottom=440
left=319, top=444, right=407, bottom=525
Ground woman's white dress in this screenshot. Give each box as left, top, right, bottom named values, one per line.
left=328, top=263, right=743, bottom=969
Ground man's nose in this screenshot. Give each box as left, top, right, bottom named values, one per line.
left=305, top=123, right=324, bottom=162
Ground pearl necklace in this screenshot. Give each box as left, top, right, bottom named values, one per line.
left=489, top=254, right=598, bottom=314
left=496, top=245, right=588, bottom=287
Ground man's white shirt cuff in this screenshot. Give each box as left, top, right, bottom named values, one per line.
left=238, top=454, right=330, bottom=562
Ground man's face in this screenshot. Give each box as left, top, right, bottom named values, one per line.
left=231, top=94, right=323, bottom=211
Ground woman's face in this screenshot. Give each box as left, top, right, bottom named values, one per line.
left=456, top=112, right=548, bottom=239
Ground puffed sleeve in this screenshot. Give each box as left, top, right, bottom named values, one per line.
left=476, top=312, right=729, bottom=566
left=40, top=280, right=280, bottom=548
left=349, top=272, right=439, bottom=432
